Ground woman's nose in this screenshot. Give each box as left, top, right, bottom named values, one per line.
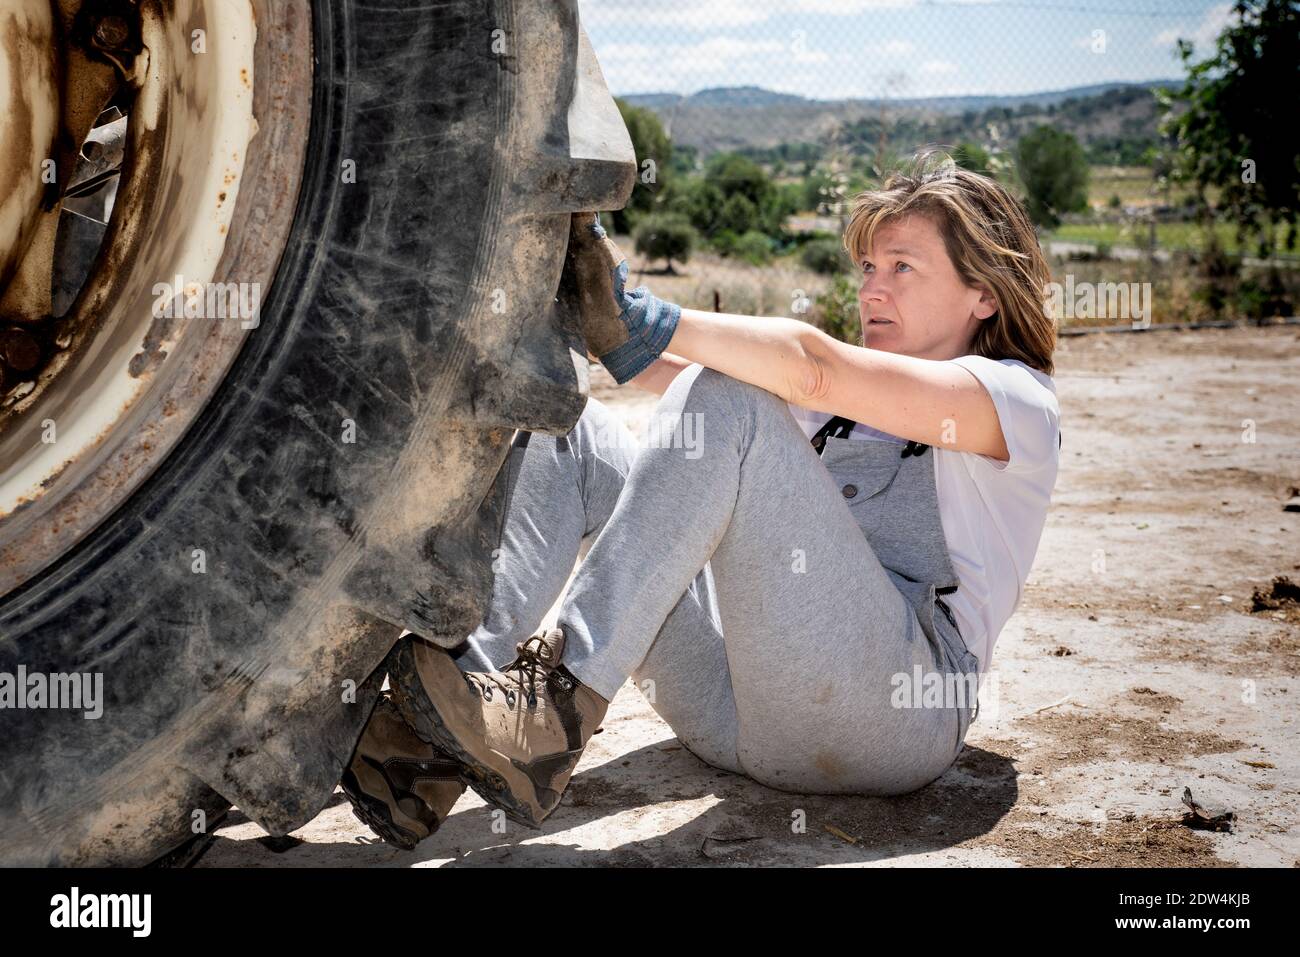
left=859, top=274, right=889, bottom=303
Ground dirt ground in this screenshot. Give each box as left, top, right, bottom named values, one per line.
left=200, top=325, right=1299, bottom=868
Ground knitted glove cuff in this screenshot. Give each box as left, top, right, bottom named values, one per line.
left=598, top=278, right=682, bottom=384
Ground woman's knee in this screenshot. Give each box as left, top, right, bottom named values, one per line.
left=666, top=365, right=795, bottom=437
left=681, top=365, right=773, bottom=405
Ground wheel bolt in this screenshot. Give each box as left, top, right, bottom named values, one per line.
left=94, top=16, right=129, bottom=49
left=0, top=329, right=41, bottom=373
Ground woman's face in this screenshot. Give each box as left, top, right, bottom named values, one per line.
left=855, top=212, right=997, bottom=360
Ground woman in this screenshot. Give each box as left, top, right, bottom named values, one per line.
left=340, top=155, right=1061, bottom=848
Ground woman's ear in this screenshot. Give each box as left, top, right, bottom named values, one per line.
left=973, top=287, right=998, bottom=321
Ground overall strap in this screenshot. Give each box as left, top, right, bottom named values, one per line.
left=810, top=415, right=930, bottom=460
left=811, top=415, right=962, bottom=633
left=809, top=415, right=856, bottom=454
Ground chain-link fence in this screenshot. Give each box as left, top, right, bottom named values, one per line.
left=578, top=0, right=1299, bottom=332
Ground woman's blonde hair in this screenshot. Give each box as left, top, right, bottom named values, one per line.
left=841, top=151, right=1056, bottom=375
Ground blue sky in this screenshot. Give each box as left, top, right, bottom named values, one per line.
left=577, top=0, right=1236, bottom=99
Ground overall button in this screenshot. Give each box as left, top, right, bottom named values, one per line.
left=841, top=483, right=858, bottom=499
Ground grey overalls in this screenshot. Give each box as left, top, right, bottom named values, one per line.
left=460, top=365, right=982, bottom=795
left=814, top=417, right=982, bottom=743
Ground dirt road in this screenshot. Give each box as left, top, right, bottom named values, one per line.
left=201, top=325, right=1299, bottom=867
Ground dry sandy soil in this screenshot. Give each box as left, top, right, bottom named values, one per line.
left=200, top=325, right=1299, bottom=868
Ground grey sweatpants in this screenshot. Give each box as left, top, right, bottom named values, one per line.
left=457, top=364, right=969, bottom=795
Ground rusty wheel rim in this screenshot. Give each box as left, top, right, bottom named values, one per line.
left=0, top=0, right=312, bottom=594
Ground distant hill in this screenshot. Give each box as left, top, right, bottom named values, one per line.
left=620, top=81, right=1180, bottom=159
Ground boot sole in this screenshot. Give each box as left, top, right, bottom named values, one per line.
left=338, top=766, right=426, bottom=850
left=391, top=640, right=547, bottom=830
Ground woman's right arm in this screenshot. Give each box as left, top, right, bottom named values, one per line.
left=625, top=352, right=694, bottom=396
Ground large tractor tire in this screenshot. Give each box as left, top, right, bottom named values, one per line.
left=0, top=0, right=634, bottom=865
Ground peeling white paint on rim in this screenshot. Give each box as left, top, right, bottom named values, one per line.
left=0, top=0, right=258, bottom=519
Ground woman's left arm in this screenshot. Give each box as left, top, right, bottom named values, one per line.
left=667, top=308, right=1010, bottom=462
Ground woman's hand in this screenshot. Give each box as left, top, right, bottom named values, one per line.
left=559, top=212, right=682, bottom=385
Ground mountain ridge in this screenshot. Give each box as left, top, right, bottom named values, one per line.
left=621, top=80, right=1180, bottom=157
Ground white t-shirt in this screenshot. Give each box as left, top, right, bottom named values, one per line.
left=787, top=355, right=1060, bottom=673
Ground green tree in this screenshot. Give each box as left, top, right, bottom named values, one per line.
left=1015, top=126, right=1090, bottom=229
left=610, top=98, right=672, bottom=234
left=1160, top=0, right=1300, bottom=253
left=704, top=152, right=773, bottom=206
left=800, top=236, right=850, bottom=275
left=632, top=213, right=697, bottom=273
left=660, top=175, right=725, bottom=239
left=777, top=181, right=804, bottom=217
left=717, top=193, right=759, bottom=235
left=952, top=142, right=992, bottom=174
left=757, top=185, right=798, bottom=237
left=668, top=144, right=699, bottom=178
left=704, top=152, right=787, bottom=235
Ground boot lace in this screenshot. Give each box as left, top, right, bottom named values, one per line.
left=462, top=633, right=556, bottom=709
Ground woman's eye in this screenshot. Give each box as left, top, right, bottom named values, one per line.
left=896, top=262, right=912, bottom=273
left=861, top=261, right=874, bottom=273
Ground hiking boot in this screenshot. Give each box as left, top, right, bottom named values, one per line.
left=391, top=627, right=608, bottom=829
left=339, top=692, right=467, bottom=850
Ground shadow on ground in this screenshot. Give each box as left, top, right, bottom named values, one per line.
left=202, top=733, right=1017, bottom=867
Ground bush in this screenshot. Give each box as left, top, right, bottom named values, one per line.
left=812, top=274, right=861, bottom=344
left=1192, top=230, right=1239, bottom=317
left=1235, top=267, right=1293, bottom=322
left=632, top=214, right=697, bottom=272
left=800, top=237, right=850, bottom=275
left=709, top=228, right=739, bottom=254
left=660, top=176, right=725, bottom=238
left=729, top=230, right=775, bottom=266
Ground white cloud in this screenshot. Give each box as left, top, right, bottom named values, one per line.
left=597, top=36, right=802, bottom=92
left=792, top=48, right=833, bottom=64
left=579, top=0, right=921, bottom=32
left=781, top=0, right=921, bottom=10
left=871, top=39, right=915, bottom=56
left=1153, top=2, right=1236, bottom=50
left=920, top=60, right=959, bottom=75
left=579, top=0, right=768, bottom=30
left=594, top=30, right=921, bottom=96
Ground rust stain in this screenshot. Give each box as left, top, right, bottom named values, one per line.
left=813, top=751, right=846, bottom=782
